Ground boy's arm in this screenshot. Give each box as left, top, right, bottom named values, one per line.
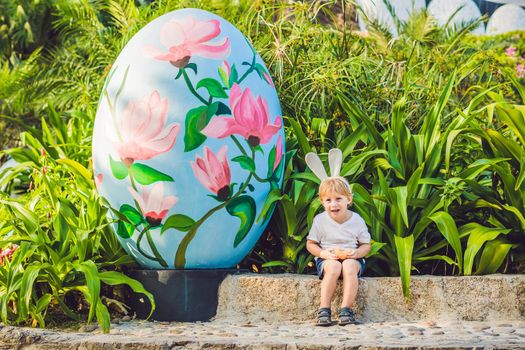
left=306, top=240, right=337, bottom=260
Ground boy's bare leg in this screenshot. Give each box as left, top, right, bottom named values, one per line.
left=320, top=260, right=342, bottom=308
left=341, top=259, right=360, bottom=307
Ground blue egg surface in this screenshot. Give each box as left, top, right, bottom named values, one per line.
left=92, top=8, right=285, bottom=269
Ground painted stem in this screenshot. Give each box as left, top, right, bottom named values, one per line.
left=174, top=173, right=253, bottom=268
left=146, top=229, right=168, bottom=268
left=231, top=137, right=269, bottom=183
left=182, top=69, right=208, bottom=105
left=230, top=135, right=247, bottom=156
left=252, top=172, right=270, bottom=183
left=237, top=54, right=256, bottom=84
left=135, top=226, right=157, bottom=262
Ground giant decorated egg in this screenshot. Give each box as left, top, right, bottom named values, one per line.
left=92, top=8, right=285, bottom=269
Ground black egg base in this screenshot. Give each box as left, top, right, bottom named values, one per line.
left=126, top=268, right=238, bottom=322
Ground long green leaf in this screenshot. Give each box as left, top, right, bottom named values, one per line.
left=394, top=234, right=414, bottom=300
left=18, top=264, right=42, bottom=321
left=476, top=239, right=512, bottom=275
left=286, top=117, right=311, bottom=156
left=428, top=211, right=463, bottom=273
left=75, top=261, right=101, bottom=323
left=460, top=223, right=510, bottom=276
left=99, top=271, right=156, bottom=318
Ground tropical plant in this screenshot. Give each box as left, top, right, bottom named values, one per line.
left=457, top=82, right=525, bottom=272
left=0, top=0, right=55, bottom=61
left=0, top=107, right=154, bottom=332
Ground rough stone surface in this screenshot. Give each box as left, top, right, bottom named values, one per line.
left=1, top=320, right=524, bottom=349
left=216, top=274, right=525, bottom=323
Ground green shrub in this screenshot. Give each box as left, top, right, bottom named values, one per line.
left=0, top=107, right=154, bottom=331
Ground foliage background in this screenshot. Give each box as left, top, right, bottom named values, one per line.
left=1, top=0, right=524, bottom=328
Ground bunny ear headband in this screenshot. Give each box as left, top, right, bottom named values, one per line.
left=305, top=148, right=351, bottom=191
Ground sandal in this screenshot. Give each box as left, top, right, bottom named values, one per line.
left=316, top=307, right=332, bottom=326
left=338, top=307, right=356, bottom=326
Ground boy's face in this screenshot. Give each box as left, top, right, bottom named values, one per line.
left=321, top=191, right=352, bottom=222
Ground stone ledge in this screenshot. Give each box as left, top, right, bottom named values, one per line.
left=216, top=274, right=525, bottom=323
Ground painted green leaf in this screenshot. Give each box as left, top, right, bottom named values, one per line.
left=196, top=78, right=228, bottom=98
left=185, top=63, right=197, bottom=74
left=161, top=214, right=196, bottom=234
left=226, top=195, right=256, bottom=247
left=255, top=63, right=270, bottom=81
left=130, top=163, right=174, bottom=185
left=184, top=105, right=215, bottom=152
left=116, top=204, right=142, bottom=238
left=215, top=101, right=231, bottom=115
left=229, top=65, right=239, bottom=86
left=267, top=146, right=277, bottom=178
left=116, top=219, right=133, bottom=238
left=120, top=204, right=143, bottom=225
left=232, top=155, right=255, bottom=172
left=109, top=155, right=128, bottom=180
left=218, top=67, right=229, bottom=86
left=394, top=234, right=414, bottom=300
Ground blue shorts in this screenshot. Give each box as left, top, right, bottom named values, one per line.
left=315, top=258, right=366, bottom=280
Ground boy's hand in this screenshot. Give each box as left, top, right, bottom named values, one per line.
left=335, top=248, right=356, bottom=260
left=344, top=250, right=359, bottom=259
left=320, top=250, right=338, bottom=260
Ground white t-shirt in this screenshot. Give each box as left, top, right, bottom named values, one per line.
left=307, top=211, right=371, bottom=251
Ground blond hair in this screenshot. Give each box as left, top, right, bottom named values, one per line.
left=318, top=177, right=353, bottom=200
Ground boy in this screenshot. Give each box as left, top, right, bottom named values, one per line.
left=306, top=177, right=371, bottom=326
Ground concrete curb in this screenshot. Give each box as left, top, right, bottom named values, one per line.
left=216, top=274, right=525, bottom=323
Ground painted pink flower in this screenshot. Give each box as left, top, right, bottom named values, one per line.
left=143, top=17, right=230, bottom=68
left=191, top=146, right=231, bottom=200
left=129, top=183, right=178, bottom=226
left=112, top=91, right=180, bottom=165
left=220, top=61, right=231, bottom=76
left=218, top=60, right=231, bottom=86
left=95, top=174, right=103, bottom=189
left=273, top=135, right=283, bottom=172
left=517, top=64, right=525, bottom=78
left=505, top=46, right=517, bottom=57
left=201, top=84, right=282, bottom=147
